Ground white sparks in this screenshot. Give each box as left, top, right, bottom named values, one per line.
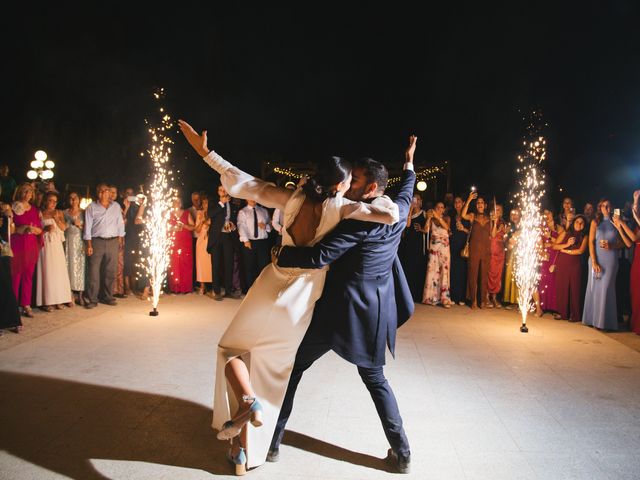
left=140, top=88, right=176, bottom=310
left=514, top=118, right=547, bottom=328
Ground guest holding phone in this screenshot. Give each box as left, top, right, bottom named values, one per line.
left=582, top=199, right=628, bottom=331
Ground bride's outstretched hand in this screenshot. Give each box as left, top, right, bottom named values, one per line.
left=178, top=119, right=210, bottom=157
left=405, top=135, right=417, bottom=163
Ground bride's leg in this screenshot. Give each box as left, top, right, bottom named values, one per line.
left=226, top=357, right=256, bottom=411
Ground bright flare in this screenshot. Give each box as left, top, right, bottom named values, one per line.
left=514, top=115, right=547, bottom=327
left=140, top=88, right=176, bottom=310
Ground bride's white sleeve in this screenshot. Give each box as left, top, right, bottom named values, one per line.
left=202, top=150, right=292, bottom=210
left=339, top=195, right=399, bottom=225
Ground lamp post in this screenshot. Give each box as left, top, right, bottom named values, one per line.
left=27, top=150, right=55, bottom=185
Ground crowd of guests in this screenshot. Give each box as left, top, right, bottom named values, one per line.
left=0, top=165, right=291, bottom=335
left=398, top=190, right=640, bottom=334
left=1, top=159, right=639, bottom=337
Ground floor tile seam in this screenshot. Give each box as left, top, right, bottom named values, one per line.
left=449, top=437, right=471, bottom=480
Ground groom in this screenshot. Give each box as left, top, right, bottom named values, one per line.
left=269, top=136, right=417, bottom=473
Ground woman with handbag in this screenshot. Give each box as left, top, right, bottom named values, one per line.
left=0, top=201, right=21, bottom=334
left=450, top=196, right=470, bottom=306
left=461, top=191, right=492, bottom=309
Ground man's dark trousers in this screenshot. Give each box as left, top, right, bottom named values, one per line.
left=211, top=233, right=234, bottom=294
left=86, top=237, right=119, bottom=303
left=271, top=333, right=410, bottom=456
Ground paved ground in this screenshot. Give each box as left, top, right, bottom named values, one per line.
left=1, top=295, right=639, bottom=479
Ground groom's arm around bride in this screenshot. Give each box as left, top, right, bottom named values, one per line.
left=269, top=136, right=417, bottom=473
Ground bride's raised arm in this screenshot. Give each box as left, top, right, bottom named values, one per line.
left=179, top=120, right=292, bottom=210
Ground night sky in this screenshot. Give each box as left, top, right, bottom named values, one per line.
left=3, top=2, right=640, bottom=209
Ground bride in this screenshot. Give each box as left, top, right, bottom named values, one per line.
left=179, top=120, right=407, bottom=475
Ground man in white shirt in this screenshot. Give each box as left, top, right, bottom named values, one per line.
left=237, top=200, right=272, bottom=289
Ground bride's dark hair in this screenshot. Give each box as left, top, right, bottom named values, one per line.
left=302, top=156, right=352, bottom=202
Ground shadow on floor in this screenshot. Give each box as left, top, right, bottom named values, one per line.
left=0, top=371, right=391, bottom=479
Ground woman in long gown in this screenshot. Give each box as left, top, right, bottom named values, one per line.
left=398, top=193, right=426, bottom=302
left=538, top=209, right=559, bottom=314
left=552, top=215, right=588, bottom=321
left=630, top=192, right=640, bottom=334
left=179, top=120, right=404, bottom=473
left=461, top=191, right=492, bottom=309
left=63, top=192, right=86, bottom=306
left=421, top=202, right=452, bottom=307
left=582, top=199, right=630, bottom=330
left=503, top=208, right=521, bottom=308
left=450, top=196, right=470, bottom=305
left=1, top=202, right=21, bottom=334
left=11, top=183, right=43, bottom=318
left=36, top=192, right=72, bottom=310
left=195, top=195, right=213, bottom=293
left=168, top=197, right=195, bottom=294
left=487, top=203, right=507, bottom=308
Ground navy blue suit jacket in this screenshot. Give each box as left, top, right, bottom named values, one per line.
left=207, top=200, right=240, bottom=252
left=277, top=168, right=416, bottom=367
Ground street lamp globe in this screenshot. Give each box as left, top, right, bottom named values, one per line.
left=45, top=160, right=55, bottom=169
left=27, top=170, right=38, bottom=180
left=35, top=150, right=47, bottom=162
left=416, top=181, right=427, bottom=192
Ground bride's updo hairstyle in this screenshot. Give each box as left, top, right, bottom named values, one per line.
left=302, top=156, right=352, bottom=202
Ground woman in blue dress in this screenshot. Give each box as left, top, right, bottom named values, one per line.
left=582, top=199, right=628, bottom=330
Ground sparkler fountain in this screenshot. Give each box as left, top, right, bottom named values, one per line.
left=141, top=89, right=176, bottom=316
left=513, top=113, right=547, bottom=333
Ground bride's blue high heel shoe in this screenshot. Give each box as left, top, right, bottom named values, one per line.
left=217, top=395, right=263, bottom=440
left=226, top=443, right=248, bottom=476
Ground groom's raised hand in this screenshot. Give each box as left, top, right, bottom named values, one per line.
left=178, top=119, right=210, bottom=158
left=405, top=135, right=417, bottom=163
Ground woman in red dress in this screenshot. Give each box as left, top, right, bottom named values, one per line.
left=168, top=197, right=195, bottom=293
left=626, top=191, right=640, bottom=334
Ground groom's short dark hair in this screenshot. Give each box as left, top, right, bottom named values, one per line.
left=355, top=157, right=388, bottom=193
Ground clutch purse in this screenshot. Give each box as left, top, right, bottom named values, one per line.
left=0, top=240, right=12, bottom=257
left=460, top=240, right=470, bottom=258
left=460, top=219, right=472, bottom=258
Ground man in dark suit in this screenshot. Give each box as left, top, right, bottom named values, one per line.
left=208, top=185, right=242, bottom=301
left=269, top=136, right=417, bottom=473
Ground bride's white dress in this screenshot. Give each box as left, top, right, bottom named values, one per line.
left=203, top=151, right=399, bottom=468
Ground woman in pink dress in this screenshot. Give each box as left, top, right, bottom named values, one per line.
left=487, top=203, right=507, bottom=307
left=10, top=183, right=43, bottom=318
left=195, top=195, right=213, bottom=293
left=168, top=197, right=195, bottom=293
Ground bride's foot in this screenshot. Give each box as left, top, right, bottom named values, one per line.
left=226, top=438, right=248, bottom=476
left=217, top=396, right=263, bottom=441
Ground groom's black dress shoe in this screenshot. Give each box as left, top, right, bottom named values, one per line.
left=387, top=448, right=410, bottom=474
left=266, top=447, right=279, bottom=463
